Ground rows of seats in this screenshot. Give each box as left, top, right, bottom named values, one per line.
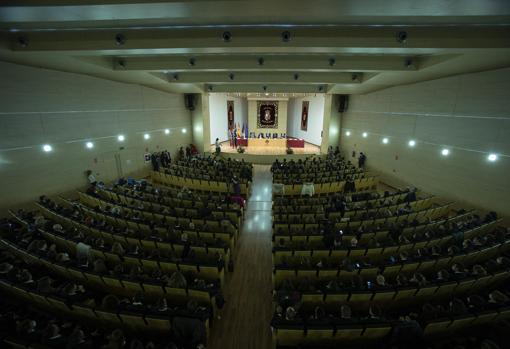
left=0, top=153, right=250, bottom=348
left=270, top=156, right=510, bottom=348
left=170, top=157, right=252, bottom=183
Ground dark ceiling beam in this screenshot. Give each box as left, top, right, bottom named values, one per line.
left=8, top=26, right=510, bottom=55
left=157, top=71, right=363, bottom=84
left=112, top=54, right=418, bottom=72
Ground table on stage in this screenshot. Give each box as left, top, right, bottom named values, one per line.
left=235, top=137, right=305, bottom=148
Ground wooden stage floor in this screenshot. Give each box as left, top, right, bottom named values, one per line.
left=212, top=140, right=320, bottom=155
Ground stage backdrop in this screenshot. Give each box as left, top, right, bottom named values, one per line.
left=248, top=98, right=288, bottom=137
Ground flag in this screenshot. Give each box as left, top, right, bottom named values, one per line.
left=241, top=123, right=245, bottom=139
left=244, top=122, right=249, bottom=138
left=237, top=123, right=241, bottom=138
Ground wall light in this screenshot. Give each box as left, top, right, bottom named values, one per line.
left=362, top=132, right=368, bottom=138
left=164, top=129, right=170, bottom=134
left=42, top=144, right=52, bottom=152
left=86, top=142, right=94, bottom=149
left=408, top=140, right=416, bottom=147
left=117, top=135, right=125, bottom=142
left=144, top=133, right=150, bottom=140
left=181, top=128, right=187, bottom=134
left=487, top=153, right=498, bottom=162
left=382, top=137, right=389, bottom=144
left=345, top=131, right=351, bottom=136
left=441, top=148, right=450, bottom=156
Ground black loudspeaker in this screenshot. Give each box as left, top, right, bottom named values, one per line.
left=184, top=94, right=196, bottom=111
left=338, top=95, right=349, bottom=113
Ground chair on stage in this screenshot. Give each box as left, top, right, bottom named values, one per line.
left=249, top=132, right=256, bottom=138
left=273, top=133, right=278, bottom=138
left=265, top=132, right=271, bottom=138
left=258, top=133, right=264, bottom=138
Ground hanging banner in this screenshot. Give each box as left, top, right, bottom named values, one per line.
left=227, top=100, right=235, bottom=131
left=257, top=101, right=278, bottom=128
left=301, top=101, right=309, bottom=131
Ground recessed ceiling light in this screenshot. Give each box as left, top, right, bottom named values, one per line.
left=42, top=144, right=52, bottom=152
left=487, top=153, right=498, bottom=162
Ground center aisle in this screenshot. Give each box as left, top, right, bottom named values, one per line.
left=209, top=164, right=274, bottom=349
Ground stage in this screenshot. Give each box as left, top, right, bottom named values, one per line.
left=213, top=140, right=320, bottom=155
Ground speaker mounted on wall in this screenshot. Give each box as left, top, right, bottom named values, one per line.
left=338, top=95, right=349, bottom=113
left=184, top=94, right=196, bottom=111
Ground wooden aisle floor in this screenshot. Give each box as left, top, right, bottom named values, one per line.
left=208, top=165, right=274, bottom=349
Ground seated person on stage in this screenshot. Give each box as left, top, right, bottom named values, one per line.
left=258, top=133, right=264, bottom=138
left=265, top=133, right=271, bottom=138
left=281, top=133, right=286, bottom=138
left=273, top=133, right=278, bottom=138
left=249, top=132, right=256, bottom=138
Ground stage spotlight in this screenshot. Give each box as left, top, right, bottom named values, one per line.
left=42, top=144, right=52, bottom=152
left=258, top=57, right=264, bottom=66
left=488, top=153, right=498, bottom=162
left=115, top=33, right=126, bottom=45
left=222, top=31, right=232, bottom=42
left=117, top=135, right=125, bottom=142
left=181, top=128, right=187, bottom=133
left=441, top=148, right=450, bottom=156
left=17, top=36, right=29, bottom=48
left=188, top=58, right=196, bottom=66
left=207, top=85, right=213, bottom=92
left=382, top=137, right=389, bottom=144
left=293, top=73, right=299, bottom=81
left=405, top=59, right=413, bottom=69
left=396, top=31, right=408, bottom=43
left=86, top=142, right=94, bottom=149
left=329, top=58, right=336, bottom=66
left=172, top=73, right=179, bottom=81
left=362, top=132, right=368, bottom=138
left=144, top=133, right=150, bottom=140
left=345, top=131, right=351, bottom=136
left=229, top=73, right=235, bottom=81
left=281, top=31, right=291, bottom=42
left=408, top=140, right=416, bottom=147
left=164, top=129, right=170, bottom=134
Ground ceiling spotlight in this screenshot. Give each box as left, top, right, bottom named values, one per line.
left=144, top=133, right=150, bottom=140
left=164, top=129, right=170, bottom=134
left=258, top=57, right=265, bottom=66
left=352, top=74, right=360, bottom=82
left=329, top=58, right=336, bottom=66
left=441, top=148, right=450, bottom=156
left=281, top=31, right=291, bottom=42
left=115, top=33, right=126, bottom=46
left=17, top=36, right=29, bottom=48
left=487, top=153, right=498, bottom=162
left=222, top=31, right=232, bottom=42
left=86, top=142, right=94, bottom=149
left=117, top=59, right=126, bottom=68
left=265, top=92, right=269, bottom=96
left=405, top=59, right=413, bottom=69
left=42, top=144, right=52, bottom=152
left=408, top=140, right=416, bottom=147
left=396, top=31, right=408, bottom=44
left=188, top=58, right=196, bottom=66
left=362, top=132, right=368, bottom=138
left=382, top=137, right=389, bottom=144
left=228, top=73, right=235, bottom=81
left=172, top=73, right=179, bottom=81
left=181, top=128, right=187, bottom=133
left=345, top=131, right=351, bottom=136
left=293, top=73, right=299, bottom=81
left=207, top=85, right=213, bottom=92
left=318, top=85, right=324, bottom=92
left=263, top=85, right=268, bottom=92
left=117, top=135, right=125, bottom=142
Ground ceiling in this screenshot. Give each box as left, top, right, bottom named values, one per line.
left=1, top=0, right=510, bottom=95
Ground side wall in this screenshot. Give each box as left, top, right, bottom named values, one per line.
left=340, top=67, right=510, bottom=216
left=287, top=94, right=325, bottom=145
left=0, top=61, right=192, bottom=210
